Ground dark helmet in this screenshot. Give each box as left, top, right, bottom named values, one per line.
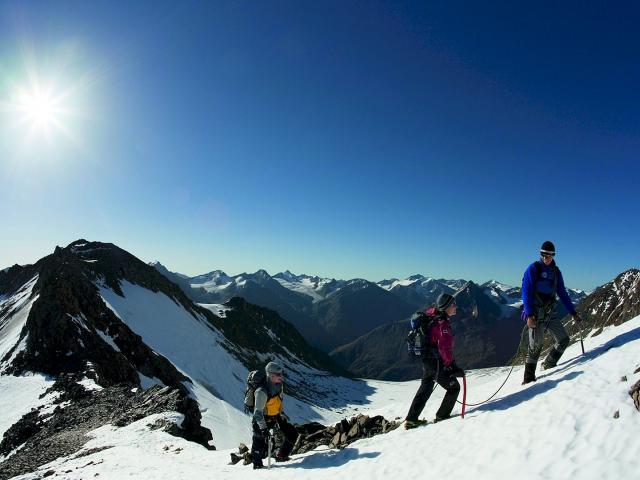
left=436, top=293, right=455, bottom=312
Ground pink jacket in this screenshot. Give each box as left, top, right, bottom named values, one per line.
left=426, top=308, right=455, bottom=367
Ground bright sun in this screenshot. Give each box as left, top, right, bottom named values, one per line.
left=14, top=87, right=65, bottom=131
left=1, top=48, right=91, bottom=156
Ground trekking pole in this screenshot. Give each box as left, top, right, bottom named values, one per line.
left=267, top=429, right=273, bottom=469
left=461, top=375, right=467, bottom=419
left=579, top=323, right=585, bottom=355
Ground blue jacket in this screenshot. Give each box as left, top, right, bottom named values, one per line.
left=522, top=260, right=576, bottom=317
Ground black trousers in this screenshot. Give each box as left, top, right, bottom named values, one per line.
left=406, top=357, right=460, bottom=422
left=251, top=414, right=299, bottom=464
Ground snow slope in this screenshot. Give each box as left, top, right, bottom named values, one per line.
left=98, top=281, right=376, bottom=448
left=0, top=276, right=38, bottom=370
left=14, top=314, right=640, bottom=479
left=0, top=373, right=56, bottom=442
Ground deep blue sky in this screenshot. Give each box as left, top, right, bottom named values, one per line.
left=1, top=1, right=638, bottom=290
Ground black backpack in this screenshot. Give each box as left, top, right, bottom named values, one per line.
left=406, top=310, right=434, bottom=357
left=244, top=369, right=267, bottom=413
left=533, top=261, right=559, bottom=308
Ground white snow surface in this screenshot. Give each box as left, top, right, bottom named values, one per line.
left=12, top=314, right=640, bottom=479
left=0, top=373, right=57, bottom=440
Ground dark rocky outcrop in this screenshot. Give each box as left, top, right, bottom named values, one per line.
left=292, top=414, right=401, bottom=454
left=630, top=379, right=640, bottom=411
left=0, top=380, right=212, bottom=480
left=568, top=269, right=640, bottom=337
left=220, top=297, right=349, bottom=377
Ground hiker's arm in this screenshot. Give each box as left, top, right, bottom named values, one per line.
left=253, top=388, right=268, bottom=431
left=522, top=263, right=537, bottom=317
left=437, top=324, right=455, bottom=367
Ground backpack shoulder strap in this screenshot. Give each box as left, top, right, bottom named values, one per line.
left=533, top=261, right=542, bottom=279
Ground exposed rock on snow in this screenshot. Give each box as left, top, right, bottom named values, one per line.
left=630, top=380, right=640, bottom=411
left=292, top=414, right=401, bottom=455
left=0, top=379, right=212, bottom=479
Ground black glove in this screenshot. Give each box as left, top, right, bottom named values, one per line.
left=447, top=363, right=465, bottom=377
left=572, top=313, right=583, bottom=323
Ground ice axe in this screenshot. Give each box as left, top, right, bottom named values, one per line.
left=267, top=429, right=274, bottom=469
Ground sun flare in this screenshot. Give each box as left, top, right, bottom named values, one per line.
left=13, top=86, right=65, bottom=131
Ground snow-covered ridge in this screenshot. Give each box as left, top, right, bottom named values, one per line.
left=377, top=275, right=436, bottom=291
left=274, top=272, right=346, bottom=302
left=582, top=268, right=640, bottom=326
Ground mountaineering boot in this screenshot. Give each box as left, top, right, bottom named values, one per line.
left=433, top=414, right=450, bottom=423
left=542, top=348, right=563, bottom=370
left=275, top=452, right=290, bottom=463
left=404, top=419, right=429, bottom=430
left=275, top=439, right=294, bottom=462
left=522, top=362, right=537, bottom=385
left=251, top=448, right=265, bottom=469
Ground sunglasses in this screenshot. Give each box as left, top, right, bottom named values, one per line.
left=540, top=253, right=555, bottom=259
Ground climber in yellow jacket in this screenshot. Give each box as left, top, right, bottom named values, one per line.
left=250, top=361, right=299, bottom=469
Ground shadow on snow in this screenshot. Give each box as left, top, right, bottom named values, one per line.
left=278, top=447, right=381, bottom=470
left=470, top=370, right=583, bottom=413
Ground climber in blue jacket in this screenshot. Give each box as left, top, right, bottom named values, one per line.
left=521, top=241, right=583, bottom=384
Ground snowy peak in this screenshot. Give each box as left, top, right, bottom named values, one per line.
left=481, top=279, right=513, bottom=292
left=273, top=271, right=345, bottom=302
left=252, top=269, right=272, bottom=281
left=376, top=275, right=454, bottom=310
left=407, top=274, right=426, bottom=281
left=274, top=270, right=300, bottom=282
left=481, top=279, right=522, bottom=308
left=190, top=270, right=233, bottom=288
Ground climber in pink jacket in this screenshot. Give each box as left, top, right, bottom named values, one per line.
left=405, top=293, right=465, bottom=429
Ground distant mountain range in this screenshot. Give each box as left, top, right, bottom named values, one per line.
left=152, top=263, right=418, bottom=351
left=151, top=263, right=588, bottom=379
